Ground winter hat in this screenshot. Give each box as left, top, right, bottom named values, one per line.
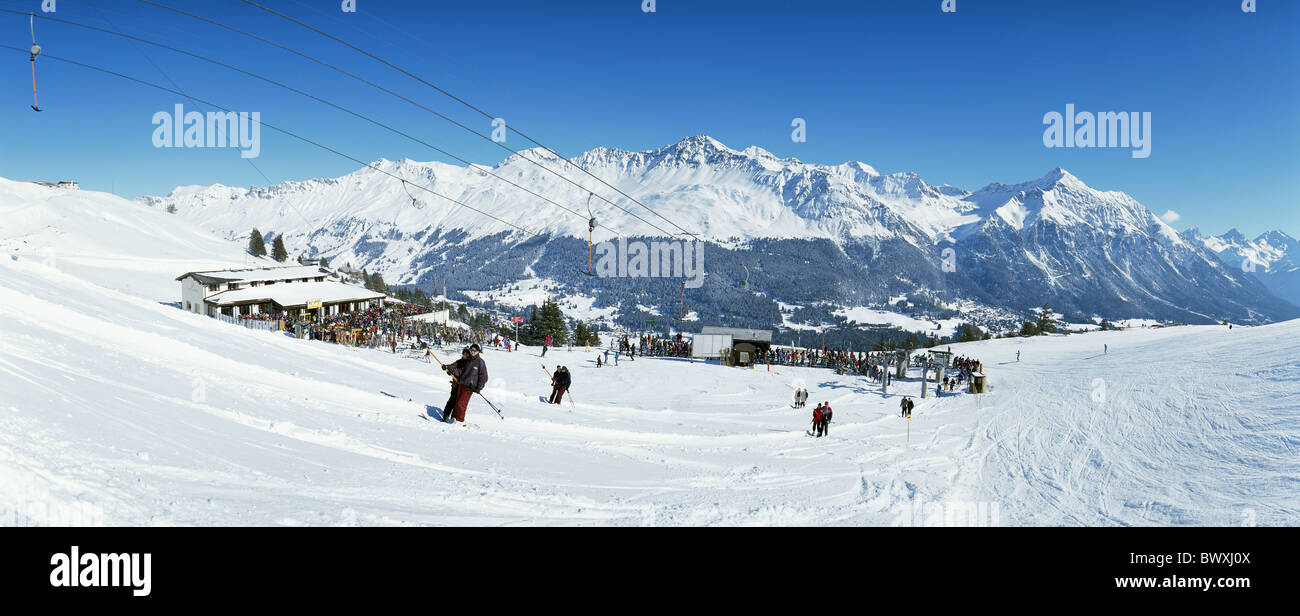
left=469, top=343, right=481, bottom=352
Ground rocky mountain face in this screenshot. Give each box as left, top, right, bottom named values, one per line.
left=139, top=136, right=1299, bottom=331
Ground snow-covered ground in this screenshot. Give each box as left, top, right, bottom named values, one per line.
left=2, top=181, right=1297, bottom=526
left=833, top=306, right=964, bottom=337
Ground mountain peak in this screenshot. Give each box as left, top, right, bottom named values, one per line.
left=1220, top=228, right=1246, bottom=243
left=1035, top=167, right=1085, bottom=190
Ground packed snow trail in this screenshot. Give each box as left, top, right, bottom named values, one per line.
left=945, top=328, right=1300, bottom=525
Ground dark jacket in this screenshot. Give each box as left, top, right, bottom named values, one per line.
left=556, top=370, right=572, bottom=389
left=450, top=355, right=489, bottom=391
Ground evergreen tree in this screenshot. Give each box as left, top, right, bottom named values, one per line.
left=1100, top=319, right=1111, bottom=331
left=1020, top=320, right=1039, bottom=337
left=533, top=299, right=569, bottom=346
left=166, top=203, right=177, bottom=214
left=248, top=229, right=267, bottom=257
left=370, top=272, right=389, bottom=294
left=1036, top=302, right=1056, bottom=334
left=456, top=304, right=470, bottom=320
left=318, top=256, right=329, bottom=269
left=271, top=235, right=289, bottom=262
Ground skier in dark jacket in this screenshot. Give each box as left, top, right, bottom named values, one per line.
left=442, top=344, right=488, bottom=423
left=549, top=366, right=572, bottom=404
left=821, top=402, right=833, bottom=436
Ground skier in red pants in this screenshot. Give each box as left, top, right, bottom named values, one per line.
left=442, top=344, right=489, bottom=423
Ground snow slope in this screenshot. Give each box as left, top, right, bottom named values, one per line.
left=0, top=178, right=272, bottom=298
left=3, top=256, right=1297, bottom=524
left=3, top=181, right=1296, bottom=526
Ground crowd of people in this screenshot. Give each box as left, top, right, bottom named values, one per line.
left=618, top=333, right=692, bottom=358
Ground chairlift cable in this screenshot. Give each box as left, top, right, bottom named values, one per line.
left=0, top=44, right=545, bottom=239
left=136, top=0, right=672, bottom=238
left=238, top=0, right=700, bottom=240
left=3, top=9, right=622, bottom=238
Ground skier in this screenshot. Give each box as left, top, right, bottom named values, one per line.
left=441, top=344, right=488, bottom=424
left=1016, top=350, right=1020, bottom=362
left=541, top=343, right=548, bottom=358
left=596, top=355, right=603, bottom=368
left=1104, top=344, right=1108, bottom=355
left=793, top=389, right=801, bottom=408
left=549, top=366, right=571, bottom=404
left=821, top=401, right=833, bottom=436
left=812, top=404, right=825, bottom=438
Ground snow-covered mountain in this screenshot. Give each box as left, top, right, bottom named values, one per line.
left=1185, top=227, right=1300, bottom=308
left=139, top=136, right=1299, bottom=328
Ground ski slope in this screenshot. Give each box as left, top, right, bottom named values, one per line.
left=2, top=181, right=1297, bottom=526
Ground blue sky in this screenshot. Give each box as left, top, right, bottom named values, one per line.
left=1, top=0, right=1296, bottom=238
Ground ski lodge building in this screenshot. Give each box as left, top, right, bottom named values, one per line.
left=176, top=265, right=385, bottom=320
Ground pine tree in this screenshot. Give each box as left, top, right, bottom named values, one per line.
left=1036, top=302, right=1056, bottom=334
left=271, top=235, right=289, bottom=262
left=1100, top=319, right=1111, bottom=331
left=248, top=229, right=267, bottom=257
left=1020, top=320, right=1039, bottom=337
left=318, top=256, right=329, bottom=269
left=534, top=299, right=569, bottom=346
left=370, top=272, right=389, bottom=294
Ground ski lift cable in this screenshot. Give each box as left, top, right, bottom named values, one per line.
left=0, top=44, right=546, bottom=239
left=238, top=0, right=701, bottom=241
left=4, top=10, right=622, bottom=238
left=135, top=1, right=674, bottom=239
left=83, top=4, right=291, bottom=225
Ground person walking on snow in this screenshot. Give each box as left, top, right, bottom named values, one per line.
left=1016, top=350, right=1020, bottom=362
left=812, top=404, right=825, bottom=438
left=442, top=344, right=488, bottom=424
left=596, top=355, right=603, bottom=368
left=821, top=401, right=833, bottom=436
